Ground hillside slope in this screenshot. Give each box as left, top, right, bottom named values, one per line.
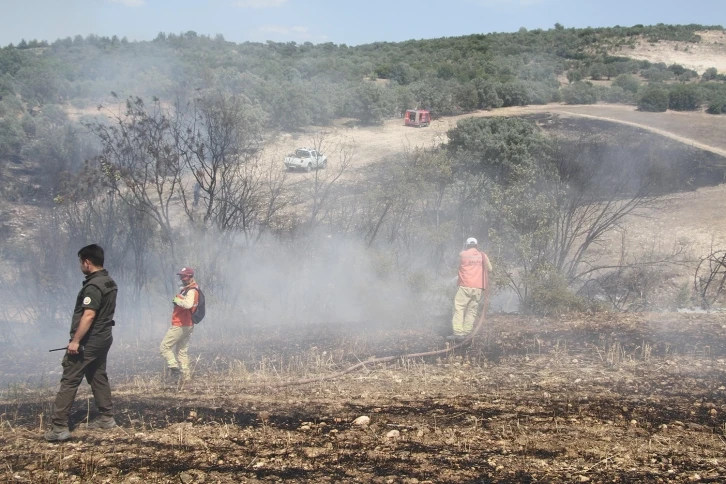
left=613, top=30, right=726, bottom=74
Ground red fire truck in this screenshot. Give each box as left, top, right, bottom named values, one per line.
left=404, top=109, right=431, bottom=127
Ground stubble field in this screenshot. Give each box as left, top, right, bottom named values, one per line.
left=2, top=312, right=726, bottom=483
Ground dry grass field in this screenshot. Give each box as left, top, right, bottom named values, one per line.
left=2, top=313, right=726, bottom=482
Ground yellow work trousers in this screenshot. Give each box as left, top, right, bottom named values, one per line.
left=451, top=286, right=483, bottom=336
left=160, top=326, right=194, bottom=372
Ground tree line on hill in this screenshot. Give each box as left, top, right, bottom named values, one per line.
left=2, top=23, right=726, bottom=158
left=3, top=24, right=726, bottom=166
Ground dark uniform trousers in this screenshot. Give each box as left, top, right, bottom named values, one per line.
left=51, top=342, right=113, bottom=427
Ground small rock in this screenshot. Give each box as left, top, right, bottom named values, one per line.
left=571, top=358, right=578, bottom=364
left=386, top=430, right=400, bottom=439
left=188, top=410, right=197, bottom=420
left=299, top=425, right=311, bottom=431
left=660, top=424, right=668, bottom=431
left=179, top=472, right=194, bottom=484
left=578, top=476, right=590, bottom=482
left=353, top=416, right=370, bottom=426
left=630, top=419, right=637, bottom=426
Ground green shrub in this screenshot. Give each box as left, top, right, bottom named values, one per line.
left=702, top=67, right=719, bottom=81
left=706, top=98, right=726, bottom=114
left=0, top=74, right=14, bottom=98
left=523, top=81, right=558, bottom=105
left=496, top=81, right=531, bottom=107
left=20, top=113, right=36, bottom=137
left=668, top=84, right=703, bottom=111
left=641, top=68, right=674, bottom=82
left=0, top=117, right=25, bottom=158
left=562, top=81, right=598, bottom=104
left=638, top=87, right=669, bottom=112
left=612, top=73, right=640, bottom=93
left=566, top=70, right=583, bottom=83
left=600, top=86, right=634, bottom=104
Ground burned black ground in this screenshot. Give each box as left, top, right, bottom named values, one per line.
left=2, top=312, right=726, bottom=483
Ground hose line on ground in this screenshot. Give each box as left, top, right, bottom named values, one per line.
left=261, top=282, right=491, bottom=388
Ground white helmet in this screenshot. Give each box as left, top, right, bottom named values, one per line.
left=466, top=237, right=478, bottom=245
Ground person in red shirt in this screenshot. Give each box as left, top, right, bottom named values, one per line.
left=159, top=267, right=199, bottom=380
left=449, top=238, right=492, bottom=341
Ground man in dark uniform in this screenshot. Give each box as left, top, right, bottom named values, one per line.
left=45, top=244, right=118, bottom=442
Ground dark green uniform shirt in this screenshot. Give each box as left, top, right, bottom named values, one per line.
left=70, top=269, right=117, bottom=349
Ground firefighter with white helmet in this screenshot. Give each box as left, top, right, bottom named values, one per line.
left=449, top=237, right=492, bottom=341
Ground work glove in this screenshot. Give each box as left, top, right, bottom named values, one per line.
left=173, top=296, right=182, bottom=306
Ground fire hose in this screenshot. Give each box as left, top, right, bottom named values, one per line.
left=262, top=283, right=491, bottom=388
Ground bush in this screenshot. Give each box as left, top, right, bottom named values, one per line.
left=600, top=86, right=635, bottom=104
left=562, top=81, right=598, bottom=104
left=612, top=73, right=640, bottom=93
left=702, top=67, right=719, bottom=81
left=523, top=81, right=558, bottom=105
left=706, top=99, right=726, bottom=114
left=566, top=70, right=583, bottom=83
left=668, top=84, right=703, bottom=111
left=638, top=87, right=669, bottom=112
left=589, top=62, right=606, bottom=80
left=20, top=113, right=36, bottom=137
left=641, top=68, right=674, bottom=82
left=496, top=81, right=531, bottom=107
left=524, top=273, right=588, bottom=316
left=454, top=82, right=479, bottom=111
left=0, top=117, right=25, bottom=159
left=668, top=63, right=688, bottom=76
left=0, top=74, right=14, bottom=98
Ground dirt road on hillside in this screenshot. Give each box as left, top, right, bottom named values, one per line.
left=510, top=104, right=726, bottom=158
left=265, top=103, right=726, bottom=274
left=262, top=104, right=726, bottom=172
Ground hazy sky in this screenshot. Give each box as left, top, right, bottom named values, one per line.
left=1, top=0, right=724, bottom=46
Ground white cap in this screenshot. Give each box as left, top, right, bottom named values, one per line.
left=466, top=237, right=478, bottom=245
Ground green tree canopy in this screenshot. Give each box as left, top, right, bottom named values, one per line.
left=638, top=87, right=670, bottom=112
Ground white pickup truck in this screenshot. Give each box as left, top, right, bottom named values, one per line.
left=284, top=148, right=327, bottom=172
